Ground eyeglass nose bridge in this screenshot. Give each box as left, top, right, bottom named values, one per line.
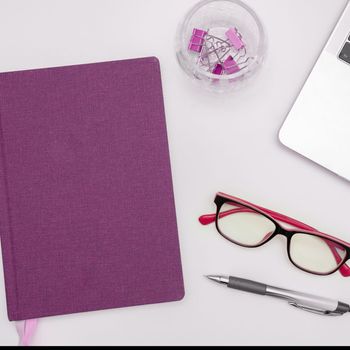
left=274, top=226, right=292, bottom=239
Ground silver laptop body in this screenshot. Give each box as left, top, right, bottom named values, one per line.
left=280, top=2, right=350, bottom=181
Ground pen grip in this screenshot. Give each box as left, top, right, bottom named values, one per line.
left=228, top=277, right=267, bottom=296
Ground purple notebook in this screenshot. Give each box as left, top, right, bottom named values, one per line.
left=0, top=57, right=184, bottom=321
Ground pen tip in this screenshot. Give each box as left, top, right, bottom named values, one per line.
left=206, top=275, right=220, bottom=282
left=206, top=275, right=230, bottom=284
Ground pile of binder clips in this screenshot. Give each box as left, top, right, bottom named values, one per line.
left=188, top=27, right=252, bottom=76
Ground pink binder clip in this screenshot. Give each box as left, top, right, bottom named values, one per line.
left=212, top=63, right=224, bottom=75
left=223, top=56, right=241, bottom=74
left=226, top=28, right=245, bottom=51
left=188, top=28, right=208, bottom=53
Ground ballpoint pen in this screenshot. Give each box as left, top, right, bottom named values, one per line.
left=207, top=275, right=350, bottom=316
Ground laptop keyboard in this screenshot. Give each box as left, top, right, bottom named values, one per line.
left=339, top=37, right=350, bottom=64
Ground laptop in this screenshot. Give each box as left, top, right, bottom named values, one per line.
left=279, top=2, right=350, bottom=181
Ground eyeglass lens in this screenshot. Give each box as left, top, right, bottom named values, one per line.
left=290, top=234, right=347, bottom=275
left=217, top=202, right=276, bottom=247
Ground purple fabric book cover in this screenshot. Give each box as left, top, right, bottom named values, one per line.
left=0, top=57, right=184, bottom=321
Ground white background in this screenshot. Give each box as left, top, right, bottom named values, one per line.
left=0, top=0, right=350, bottom=346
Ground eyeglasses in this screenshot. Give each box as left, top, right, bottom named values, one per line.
left=199, top=192, right=350, bottom=277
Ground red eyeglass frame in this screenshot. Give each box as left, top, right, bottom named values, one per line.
left=199, top=192, right=350, bottom=277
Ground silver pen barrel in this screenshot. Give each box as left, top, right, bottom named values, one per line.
left=266, top=286, right=341, bottom=314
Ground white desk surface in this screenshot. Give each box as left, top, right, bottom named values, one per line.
left=1, top=0, right=350, bottom=346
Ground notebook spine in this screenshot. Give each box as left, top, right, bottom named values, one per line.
left=0, top=98, right=19, bottom=321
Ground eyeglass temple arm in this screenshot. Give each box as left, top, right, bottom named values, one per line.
left=199, top=205, right=314, bottom=231
left=199, top=205, right=350, bottom=277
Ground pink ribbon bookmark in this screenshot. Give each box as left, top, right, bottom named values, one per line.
left=16, top=319, right=38, bottom=346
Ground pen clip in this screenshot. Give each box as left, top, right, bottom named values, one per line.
left=288, top=302, right=344, bottom=317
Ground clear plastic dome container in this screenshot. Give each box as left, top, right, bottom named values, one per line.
left=176, top=0, right=267, bottom=93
